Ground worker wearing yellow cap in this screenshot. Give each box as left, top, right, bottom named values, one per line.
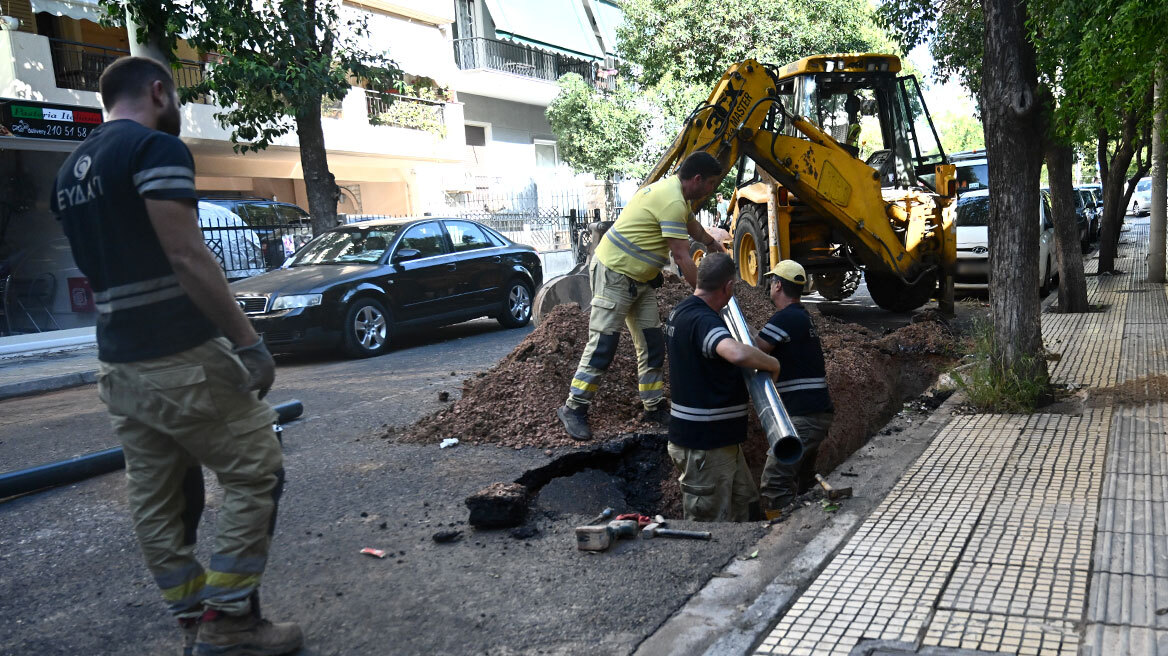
left=754, top=260, right=835, bottom=515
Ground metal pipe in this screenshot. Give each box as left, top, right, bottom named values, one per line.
left=0, top=400, right=304, bottom=500
left=720, top=297, right=803, bottom=464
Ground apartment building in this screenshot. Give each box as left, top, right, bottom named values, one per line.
left=0, top=0, right=467, bottom=334
left=448, top=0, right=622, bottom=198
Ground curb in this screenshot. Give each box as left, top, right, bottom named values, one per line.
left=634, top=390, right=968, bottom=656
left=0, top=370, right=98, bottom=402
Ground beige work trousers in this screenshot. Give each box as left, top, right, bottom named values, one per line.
left=760, top=412, right=834, bottom=510
left=667, top=442, right=759, bottom=522
left=566, top=259, right=664, bottom=411
left=97, top=337, right=281, bottom=617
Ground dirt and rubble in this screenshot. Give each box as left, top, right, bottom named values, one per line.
left=388, top=274, right=962, bottom=503
left=1088, top=374, right=1168, bottom=407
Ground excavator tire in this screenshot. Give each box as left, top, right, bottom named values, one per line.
left=733, top=205, right=768, bottom=288
left=688, top=239, right=707, bottom=267
left=865, top=270, right=937, bottom=313
left=813, top=270, right=861, bottom=301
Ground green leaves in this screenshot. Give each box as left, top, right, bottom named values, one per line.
left=619, top=0, right=891, bottom=88
left=107, top=0, right=403, bottom=152
left=546, top=74, right=651, bottom=180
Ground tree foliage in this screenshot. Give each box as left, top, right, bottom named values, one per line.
left=110, top=0, right=399, bottom=152
left=618, top=0, right=892, bottom=88
left=546, top=74, right=651, bottom=181
left=106, top=0, right=401, bottom=232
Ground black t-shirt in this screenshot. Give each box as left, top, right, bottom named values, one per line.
left=665, top=295, right=749, bottom=450
left=758, top=303, right=834, bottom=416
left=51, top=119, right=218, bottom=363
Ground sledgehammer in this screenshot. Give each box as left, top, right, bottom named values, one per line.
left=815, top=474, right=853, bottom=501
left=641, top=523, right=711, bottom=540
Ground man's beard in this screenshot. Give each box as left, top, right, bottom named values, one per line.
left=159, top=102, right=181, bottom=136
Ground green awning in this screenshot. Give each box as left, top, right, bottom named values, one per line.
left=593, top=1, right=623, bottom=57
left=484, top=0, right=604, bottom=61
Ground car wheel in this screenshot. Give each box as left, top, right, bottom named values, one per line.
left=497, top=278, right=533, bottom=328
left=342, top=297, right=391, bottom=358
left=1131, top=201, right=1140, bottom=216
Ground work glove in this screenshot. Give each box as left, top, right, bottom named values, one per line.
left=233, top=338, right=275, bottom=400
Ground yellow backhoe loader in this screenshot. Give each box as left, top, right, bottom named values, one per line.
left=533, top=53, right=957, bottom=321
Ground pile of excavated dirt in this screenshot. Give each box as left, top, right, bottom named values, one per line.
left=390, top=274, right=960, bottom=483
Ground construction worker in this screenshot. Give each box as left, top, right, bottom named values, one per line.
left=754, top=260, right=835, bottom=514
left=664, top=253, right=779, bottom=521
left=557, top=152, right=727, bottom=440
left=50, top=57, right=301, bottom=656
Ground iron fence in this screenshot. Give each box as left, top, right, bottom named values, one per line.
left=341, top=191, right=606, bottom=261
left=453, top=37, right=597, bottom=83
left=48, top=38, right=206, bottom=95
left=198, top=204, right=314, bottom=279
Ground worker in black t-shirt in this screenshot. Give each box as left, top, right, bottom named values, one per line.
left=755, top=260, right=835, bottom=515
left=51, top=57, right=301, bottom=656
left=665, top=253, right=781, bottom=522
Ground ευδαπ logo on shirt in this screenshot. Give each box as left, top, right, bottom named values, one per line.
left=73, top=155, right=92, bottom=180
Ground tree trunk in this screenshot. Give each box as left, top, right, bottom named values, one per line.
left=296, top=100, right=340, bottom=235
left=1098, top=100, right=1153, bottom=272
left=1150, top=65, right=1166, bottom=283
left=981, top=0, right=1047, bottom=379
left=604, top=177, right=616, bottom=221
left=1045, top=142, right=1090, bottom=311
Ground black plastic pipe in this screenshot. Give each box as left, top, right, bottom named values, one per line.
left=0, top=399, right=304, bottom=500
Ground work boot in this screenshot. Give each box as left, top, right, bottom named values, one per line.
left=180, top=617, right=201, bottom=656
left=193, top=609, right=303, bottom=656
left=641, top=405, right=670, bottom=430
left=557, top=404, right=592, bottom=440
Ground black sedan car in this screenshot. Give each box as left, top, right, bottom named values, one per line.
left=230, top=217, right=543, bottom=357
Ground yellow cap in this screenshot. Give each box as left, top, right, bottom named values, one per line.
left=765, top=260, right=807, bottom=284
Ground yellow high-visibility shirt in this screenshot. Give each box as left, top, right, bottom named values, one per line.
left=595, top=176, right=692, bottom=282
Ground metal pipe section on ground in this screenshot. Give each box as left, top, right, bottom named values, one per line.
left=720, top=297, right=803, bottom=464
left=0, top=400, right=304, bottom=500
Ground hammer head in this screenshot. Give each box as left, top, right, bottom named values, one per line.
left=641, top=522, right=660, bottom=539
left=827, top=487, right=853, bottom=501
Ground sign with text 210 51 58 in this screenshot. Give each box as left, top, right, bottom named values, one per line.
left=0, top=99, right=103, bottom=142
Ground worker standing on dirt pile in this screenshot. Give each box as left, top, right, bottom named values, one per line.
left=50, top=58, right=301, bottom=656
left=663, top=253, right=780, bottom=521
left=754, top=260, right=835, bottom=516
left=557, top=152, right=728, bottom=440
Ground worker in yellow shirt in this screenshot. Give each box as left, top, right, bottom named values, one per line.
left=557, top=152, right=727, bottom=440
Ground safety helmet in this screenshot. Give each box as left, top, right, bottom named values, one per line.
left=765, top=260, right=807, bottom=285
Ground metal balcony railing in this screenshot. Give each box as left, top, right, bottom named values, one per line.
left=453, top=37, right=596, bottom=83
left=365, top=90, right=446, bottom=135
left=47, top=38, right=207, bottom=97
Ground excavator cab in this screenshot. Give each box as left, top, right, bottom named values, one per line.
left=723, top=54, right=955, bottom=310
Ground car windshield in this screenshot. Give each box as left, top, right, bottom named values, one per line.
left=956, top=195, right=990, bottom=227
left=291, top=227, right=400, bottom=265
left=1137, top=179, right=1151, bottom=192
left=956, top=162, right=989, bottom=192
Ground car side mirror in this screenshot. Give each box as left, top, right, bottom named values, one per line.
left=393, top=248, right=422, bottom=263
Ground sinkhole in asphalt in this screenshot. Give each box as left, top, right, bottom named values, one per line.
left=515, top=433, right=679, bottom=518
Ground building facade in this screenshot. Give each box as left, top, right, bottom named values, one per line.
left=0, top=0, right=622, bottom=336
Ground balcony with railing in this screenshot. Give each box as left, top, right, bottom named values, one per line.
left=46, top=38, right=206, bottom=96
left=454, top=37, right=597, bottom=85
left=364, top=90, right=447, bottom=137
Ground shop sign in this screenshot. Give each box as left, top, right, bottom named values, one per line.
left=0, top=99, right=103, bottom=142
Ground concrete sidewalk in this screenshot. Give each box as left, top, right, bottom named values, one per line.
left=0, top=342, right=99, bottom=401
left=740, top=219, right=1167, bottom=655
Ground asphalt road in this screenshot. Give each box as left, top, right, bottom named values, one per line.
left=0, top=280, right=1002, bottom=656
left=0, top=317, right=768, bottom=656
